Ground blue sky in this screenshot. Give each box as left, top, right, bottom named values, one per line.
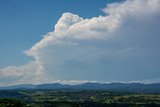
left=0, top=0, right=160, bottom=86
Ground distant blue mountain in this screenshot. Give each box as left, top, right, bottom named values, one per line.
left=0, top=84, right=37, bottom=90
left=35, top=83, right=69, bottom=90
left=1, top=82, right=160, bottom=93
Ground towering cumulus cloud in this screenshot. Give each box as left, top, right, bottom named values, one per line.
left=0, top=0, right=160, bottom=86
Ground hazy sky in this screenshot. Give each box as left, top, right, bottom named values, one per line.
left=0, top=0, right=160, bottom=86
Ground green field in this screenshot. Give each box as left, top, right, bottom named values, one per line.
left=1, top=90, right=160, bottom=107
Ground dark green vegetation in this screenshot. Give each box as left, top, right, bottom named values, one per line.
left=1, top=90, right=160, bottom=107
left=0, top=98, right=25, bottom=107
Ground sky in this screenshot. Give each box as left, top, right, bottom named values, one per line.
left=0, top=0, right=160, bottom=86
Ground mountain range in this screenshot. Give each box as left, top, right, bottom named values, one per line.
left=1, top=82, right=160, bottom=93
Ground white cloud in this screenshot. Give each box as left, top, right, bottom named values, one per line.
left=0, top=61, right=46, bottom=86
left=53, top=80, right=98, bottom=85
left=55, top=13, right=83, bottom=32
left=26, top=0, right=160, bottom=56
left=1, top=0, right=160, bottom=86
left=0, top=66, right=24, bottom=78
